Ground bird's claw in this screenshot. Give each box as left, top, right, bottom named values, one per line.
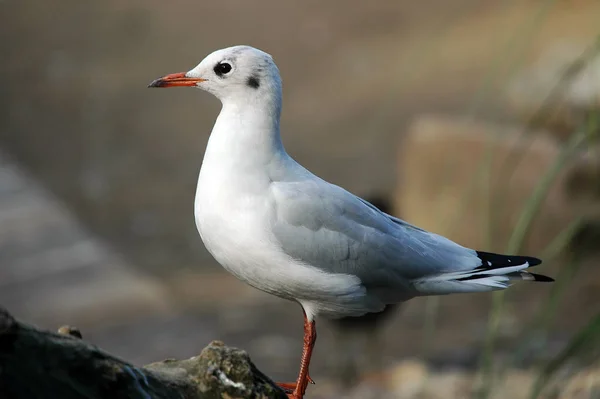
left=277, top=383, right=295, bottom=394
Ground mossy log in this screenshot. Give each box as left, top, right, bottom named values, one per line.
left=0, top=307, right=287, bottom=399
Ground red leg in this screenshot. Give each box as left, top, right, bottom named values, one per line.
left=276, top=310, right=317, bottom=399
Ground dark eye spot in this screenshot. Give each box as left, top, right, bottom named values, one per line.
left=213, top=62, right=232, bottom=77
left=247, top=75, right=260, bottom=89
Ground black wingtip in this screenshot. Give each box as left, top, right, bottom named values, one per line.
left=476, top=251, right=543, bottom=268
left=526, top=256, right=543, bottom=267
left=530, top=273, right=554, bottom=282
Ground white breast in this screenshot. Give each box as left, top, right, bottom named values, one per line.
left=196, top=173, right=366, bottom=314
left=191, top=107, right=373, bottom=319
left=195, top=166, right=273, bottom=277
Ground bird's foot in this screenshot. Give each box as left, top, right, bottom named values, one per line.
left=276, top=382, right=295, bottom=394
left=276, top=375, right=315, bottom=394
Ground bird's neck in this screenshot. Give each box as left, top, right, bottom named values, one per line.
left=202, top=95, right=286, bottom=174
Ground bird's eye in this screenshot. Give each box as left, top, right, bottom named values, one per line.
left=214, top=62, right=232, bottom=76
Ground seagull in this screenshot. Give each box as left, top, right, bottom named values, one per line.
left=148, top=45, right=554, bottom=399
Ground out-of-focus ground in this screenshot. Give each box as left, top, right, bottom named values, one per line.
left=1, top=0, right=599, bottom=397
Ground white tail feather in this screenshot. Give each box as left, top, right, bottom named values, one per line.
left=421, top=262, right=530, bottom=282
left=413, top=262, right=536, bottom=295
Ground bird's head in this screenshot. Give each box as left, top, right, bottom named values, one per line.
left=148, top=45, right=282, bottom=105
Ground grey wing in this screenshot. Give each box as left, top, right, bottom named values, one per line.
left=270, top=179, right=481, bottom=289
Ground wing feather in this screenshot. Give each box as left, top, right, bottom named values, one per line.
left=270, top=178, right=480, bottom=289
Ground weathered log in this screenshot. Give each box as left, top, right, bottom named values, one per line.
left=0, top=307, right=287, bottom=399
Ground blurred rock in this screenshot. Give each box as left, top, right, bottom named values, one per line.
left=499, top=370, right=540, bottom=399
left=386, top=360, right=428, bottom=398
left=315, top=363, right=600, bottom=399
left=565, top=145, right=600, bottom=206
left=559, top=367, right=600, bottom=399
left=420, top=370, right=470, bottom=399
left=564, top=145, right=600, bottom=254
left=505, top=40, right=600, bottom=139
left=399, top=114, right=600, bottom=262
left=397, top=115, right=580, bottom=255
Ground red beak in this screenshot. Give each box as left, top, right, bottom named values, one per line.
left=148, top=72, right=206, bottom=88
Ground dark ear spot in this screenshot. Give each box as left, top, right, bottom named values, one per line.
left=247, top=75, right=260, bottom=89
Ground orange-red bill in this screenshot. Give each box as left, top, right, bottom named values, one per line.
left=148, top=72, right=206, bottom=88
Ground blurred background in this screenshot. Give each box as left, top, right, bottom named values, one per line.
left=1, top=0, right=599, bottom=398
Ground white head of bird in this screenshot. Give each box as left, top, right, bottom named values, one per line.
left=149, top=45, right=282, bottom=114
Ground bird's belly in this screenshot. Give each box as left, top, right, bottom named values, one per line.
left=194, top=184, right=383, bottom=318
left=194, top=195, right=293, bottom=298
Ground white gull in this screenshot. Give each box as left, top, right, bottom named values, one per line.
left=149, top=45, right=553, bottom=399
